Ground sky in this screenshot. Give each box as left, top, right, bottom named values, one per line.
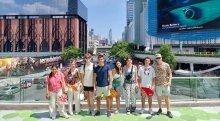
left=0, top=0, right=126, bottom=41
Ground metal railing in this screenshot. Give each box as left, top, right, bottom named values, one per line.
left=0, top=76, right=220, bottom=103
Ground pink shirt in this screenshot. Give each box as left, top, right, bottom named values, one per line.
left=46, top=71, right=64, bottom=93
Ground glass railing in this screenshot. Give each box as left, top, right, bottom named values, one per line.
left=0, top=76, right=220, bottom=102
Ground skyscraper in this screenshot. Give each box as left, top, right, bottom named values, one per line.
left=109, top=29, right=112, bottom=45
left=126, top=0, right=135, bottom=26
left=134, top=0, right=146, bottom=45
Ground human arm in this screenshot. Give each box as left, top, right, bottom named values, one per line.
left=61, top=72, right=68, bottom=93
left=45, top=76, right=50, bottom=99
left=108, top=69, right=113, bottom=89
left=79, top=66, right=84, bottom=86
left=93, top=72, right=97, bottom=91
left=137, top=67, right=142, bottom=88
left=167, top=65, right=172, bottom=86
left=134, top=66, right=138, bottom=86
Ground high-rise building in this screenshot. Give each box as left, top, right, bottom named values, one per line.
left=67, top=0, right=88, bottom=21
left=134, top=0, right=146, bottom=45
left=89, top=29, right=94, bottom=40
left=109, top=29, right=112, bottom=45
left=126, top=0, right=135, bottom=26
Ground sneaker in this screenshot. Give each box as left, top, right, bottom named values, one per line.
left=139, top=108, right=145, bottom=114
left=148, top=108, right=153, bottom=115
left=64, top=114, right=70, bottom=119
left=91, top=110, right=96, bottom=116
left=126, top=107, right=130, bottom=115
left=51, top=116, right=56, bottom=120
left=94, top=111, right=101, bottom=116
left=167, top=111, right=173, bottom=118
left=107, top=111, right=111, bottom=117
left=87, top=109, right=92, bottom=115
left=130, top=106, right=136, bottom=113
left=69, top=112, right=73, bottom=116
left=114, top=110, right=119, bottom=114
left=156, top=108, right=162, bottom=115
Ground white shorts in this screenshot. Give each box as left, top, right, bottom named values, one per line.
left=96, top=86, right=110, bottom=98
left=156, top=86, right=170, bottom=96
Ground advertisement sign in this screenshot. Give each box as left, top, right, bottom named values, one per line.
left=158, top=0, right=220, bottom=32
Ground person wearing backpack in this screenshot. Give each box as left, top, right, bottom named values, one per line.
left=80, top=53, right=95, bottom=115
left=64, top=59, right=81, bottom=115
left=123, top=57, right=138, bottom=114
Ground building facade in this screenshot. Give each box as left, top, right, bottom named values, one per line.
left=126, top=0, right=135, bottom=26
left=0, top=14, right=87, bottom=53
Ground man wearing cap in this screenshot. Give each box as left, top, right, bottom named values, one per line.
left=154, top=54, right=173, bottom=118
left=138, top=57, right=156, bottom=115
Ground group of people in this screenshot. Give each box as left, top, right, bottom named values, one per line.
left=45, top=53, right=173, bottom=120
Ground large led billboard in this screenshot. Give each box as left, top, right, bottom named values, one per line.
left=158, top=0, right=220, bottom=33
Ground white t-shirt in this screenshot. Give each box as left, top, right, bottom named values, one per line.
left=80, top=63, right=94, bottom=87
left=138, top=66, right=155, bottom=87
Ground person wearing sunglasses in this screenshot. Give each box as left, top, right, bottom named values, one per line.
left=80, top=53, right=95, bottom=115
left=123, top=57, right=138, bottom=114
left=138, top=57, right=156, bottom=115
left=154, top=54, right=173, bottom=118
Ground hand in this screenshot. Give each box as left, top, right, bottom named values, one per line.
left=46, top=93, right=50, bottom=100
left=135, top=83, right=139, bottom=88
left=63, top=87, right=68, bottom=93
left=151, top=85, right=155, bottom=90
left=109, top=85, right=112, bottom=90
left=167, top=82, right=171, bottom=86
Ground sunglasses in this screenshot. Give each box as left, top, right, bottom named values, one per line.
left=85, top=56, right=91, bottom=59
left=144, top=68, right=150, bottom=75
left=156, top=57, right=161, bottom=59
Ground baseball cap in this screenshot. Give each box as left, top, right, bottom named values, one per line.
left=155, top=54, right=162, bottom=58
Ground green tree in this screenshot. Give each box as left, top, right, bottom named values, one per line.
left=158, top=44, right=177, bottom=70
left=110, top=41, right=132, bottom=60
left=61, top=46, right=82, bottom=60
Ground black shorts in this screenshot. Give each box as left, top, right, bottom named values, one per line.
left=84, top=86, right=94, bottom=92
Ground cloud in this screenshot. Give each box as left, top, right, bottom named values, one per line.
left=22, top=2, right=65, bottom=14
left=0, top=0, right=15, bottom=5
left=53, top=0, right=68, bottom=7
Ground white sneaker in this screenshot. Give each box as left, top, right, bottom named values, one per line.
left=69, top=112, right=73, bottom=115
left=64, top=114, right=70, bottom=119
left=148, top=109, right=153, bottom=115
left=139, top=108, right=145, bottom=114
left=115, top=110, right=119, bottom=114
left=51, top=116, right=56, bottom=120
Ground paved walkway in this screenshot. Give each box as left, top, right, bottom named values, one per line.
left=0, top=107, right=220, bottom=121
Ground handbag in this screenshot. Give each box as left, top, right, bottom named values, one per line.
left=110, top=89, right=119, bottom=97
left=57, top=94, right=67, bottom=104
left=113, top=76, right=122, bottom=87
left=125, top=65, right=133, bottom=83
